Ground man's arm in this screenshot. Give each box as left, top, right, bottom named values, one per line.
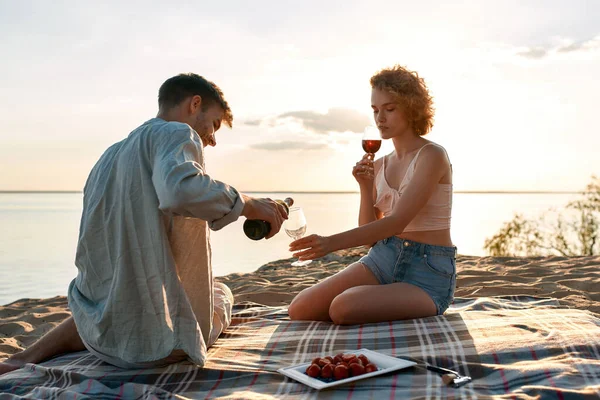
left=152, top=126, right=286, bottom=235
left=151, top=126, right=244, bottom=230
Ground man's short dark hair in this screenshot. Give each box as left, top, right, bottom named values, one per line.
left=158, top=73, right=233, bottom=127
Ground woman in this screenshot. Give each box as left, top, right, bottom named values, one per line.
left=288, top=65, right=455, bottom=325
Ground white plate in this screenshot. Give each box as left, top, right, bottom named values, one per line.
left=277, top=348, right=417, bottom=390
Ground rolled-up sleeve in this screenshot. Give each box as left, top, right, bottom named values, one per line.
left=151, top=126, right=244, bottom=231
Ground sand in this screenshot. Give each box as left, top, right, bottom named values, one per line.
left=1, top=247, right=599, bottom=361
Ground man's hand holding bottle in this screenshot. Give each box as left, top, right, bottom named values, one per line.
left=241, top=195, right=290, bottom=239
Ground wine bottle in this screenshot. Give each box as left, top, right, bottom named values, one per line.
left=243, top=197, right=294, bottom=240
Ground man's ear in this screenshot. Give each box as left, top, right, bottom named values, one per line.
left=190, top=95, right=202, bottom=113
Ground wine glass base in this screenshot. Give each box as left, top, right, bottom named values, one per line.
left=291, top=259, right=313, bottom=266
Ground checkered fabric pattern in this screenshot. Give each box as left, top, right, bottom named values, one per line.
left=1, top=296, right=599, bottom=399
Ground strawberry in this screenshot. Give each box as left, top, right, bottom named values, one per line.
left=358, top=354, right=370, bottom=366
left=364, top=363, right=378, bottom=373
left=334, top=364, right=349, bottom=380
left=349, top=362, right=366, bottom=376
left=318, top=358, right=332, bottom=367
left=321, top=363, right=334, bottom=379
left=342, top=354, right=357, bottom=363
left=306, top=363, right=321, bottom=378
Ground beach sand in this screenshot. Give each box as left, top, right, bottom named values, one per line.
left=1, top=248, right=599, bottom=361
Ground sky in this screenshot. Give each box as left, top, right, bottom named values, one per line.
left=1, top=0, right=599, bottom=192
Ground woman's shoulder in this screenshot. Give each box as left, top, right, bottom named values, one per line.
left=414, top=141, right=451, bottom=174
left=420, top=141, right=450, bottom=160
left=421, top=140, right=447, bottom=152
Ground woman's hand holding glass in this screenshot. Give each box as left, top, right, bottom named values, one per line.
left=353, top=153, right=375, bottom=186
left=285, top=207, right=314, bottom=266
left=289, top=234, right=332, bottom=262
left=354, top=125, right=380, bottom=187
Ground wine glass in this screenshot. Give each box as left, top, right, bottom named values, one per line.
left=285, top=207, right=313, bottom=266
left=362, top=125, right=382, bottom=160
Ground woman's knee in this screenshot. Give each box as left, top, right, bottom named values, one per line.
left=288, top=289, right=310, bottom=320
left=329, top=287, right=362, bottom=325
left=287, top=297, right=300, bottom=320
left=288, top=287, right=333, bottom=321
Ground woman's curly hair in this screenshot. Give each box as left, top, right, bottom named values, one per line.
left=370, top=65, right=434, bottom=136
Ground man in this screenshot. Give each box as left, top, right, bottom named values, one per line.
left=0, top=73, right=287, bottom=374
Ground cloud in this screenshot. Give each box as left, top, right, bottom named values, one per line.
left=557, top=43, right=585, bottom=53
left=250, top=141, right=327, bottom=151
left=278, top=108, right=371, bottom=134
left=245, top=108, right=371, bottom=134
left=556, top=37, right=600, bottom=53
left=242, top=119, right=262, bottom=126
left=517, top=47, right=548, bottom=59
left=517, top=36, right=600, bottom=59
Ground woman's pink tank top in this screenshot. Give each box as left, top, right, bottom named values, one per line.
left=374, top=143, right=452, bottom=232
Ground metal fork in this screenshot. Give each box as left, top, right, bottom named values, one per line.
left=397, top=356, right=472, bottom=388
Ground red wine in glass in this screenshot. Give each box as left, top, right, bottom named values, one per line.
left=362, top=139, right=381, bottom=153
left=362, top=126, right=381, bottom=157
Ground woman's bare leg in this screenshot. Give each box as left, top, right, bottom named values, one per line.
left=288, top=262, right=379, bottom=321
left=0, top=316, right=85, bottom=376
left=329, top=282, right=437, bottom=325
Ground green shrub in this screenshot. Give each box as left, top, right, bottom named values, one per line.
left=484, top=176, right=599, bottom=256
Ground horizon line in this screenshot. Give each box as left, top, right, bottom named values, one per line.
left=0, top=190, right=586, bottom=195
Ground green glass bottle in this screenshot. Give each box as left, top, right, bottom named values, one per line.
left=243, top=197, right=294, bottom=240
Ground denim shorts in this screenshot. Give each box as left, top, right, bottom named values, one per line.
left=358, top=237, right=457, bottom=315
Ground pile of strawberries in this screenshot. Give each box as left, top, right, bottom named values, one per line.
left=305, top=353, right=378, bottom=381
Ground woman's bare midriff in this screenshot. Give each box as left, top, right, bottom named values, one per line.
left=396, top=228, right=453, bottom=247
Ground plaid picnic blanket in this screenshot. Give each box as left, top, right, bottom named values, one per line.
left=1, top=296, right=599, bottom=399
